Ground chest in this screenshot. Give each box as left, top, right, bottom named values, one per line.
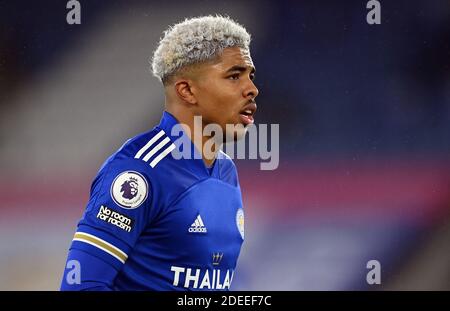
left=148, top=179, right=245, bottom=266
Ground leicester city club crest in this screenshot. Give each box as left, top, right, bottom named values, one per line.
left=236, top=208, right=244, bottom=240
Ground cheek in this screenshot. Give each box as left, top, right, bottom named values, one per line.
left=213, top=85, right=240, bottom=110
left=197, top=80, right=241, bottom=122
left=201, top=85, right=231, bottom=111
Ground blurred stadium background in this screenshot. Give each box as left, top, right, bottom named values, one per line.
left=0, top=0, right=449, bottom=290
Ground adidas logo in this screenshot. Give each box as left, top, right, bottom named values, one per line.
left=188, top=214, right=207, bottom=233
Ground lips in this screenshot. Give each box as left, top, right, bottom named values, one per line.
left=239, top=101, right=257, bottom=125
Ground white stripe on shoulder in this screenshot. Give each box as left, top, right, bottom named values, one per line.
left=142, top=137, right=170, bottom=162
left=149, top=143, right=176, bottom=168
left=134, top=130, right=165, bottom=159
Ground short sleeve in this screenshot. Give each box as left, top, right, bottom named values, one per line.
left=69, top=156, right=158, bottom=270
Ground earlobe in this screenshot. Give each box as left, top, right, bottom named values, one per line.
left=175, top=80, right=197, bottom=105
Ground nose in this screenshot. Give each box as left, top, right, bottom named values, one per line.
left=244, top=79, right=259, bottom=99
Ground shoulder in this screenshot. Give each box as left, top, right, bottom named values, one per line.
left=218, top=150, right=236, bottom=169
left=117, top=128, right=174, bottom=163
left=101, top=127, right=176, bottom=172
left=91, top=128, right=176, bottom=197
left=95, top=125, right=186, bottom=191
left=86, top=128, right=178, bottom=211
left=218, top=150, right=240, bottom=186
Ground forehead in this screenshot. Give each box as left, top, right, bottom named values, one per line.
left=212, top=46, right=254, bottom=71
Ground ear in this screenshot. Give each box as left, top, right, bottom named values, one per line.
left=174, top=80, right=197, bottom=105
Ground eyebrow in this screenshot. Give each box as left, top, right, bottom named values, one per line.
left=226, top=65, right=256, bottom=74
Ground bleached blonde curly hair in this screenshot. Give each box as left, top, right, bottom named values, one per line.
left=151, top=15, right=251, bottom=84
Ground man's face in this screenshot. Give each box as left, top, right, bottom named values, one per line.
left=192, top=46, right=259, bottom=141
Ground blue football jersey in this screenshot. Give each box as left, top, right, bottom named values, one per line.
left=61, top=111, right=245, bottom=291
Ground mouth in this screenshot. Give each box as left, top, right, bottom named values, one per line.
left=239, top=101, right=257, bottom=126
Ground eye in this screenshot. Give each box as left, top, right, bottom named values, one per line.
left=250, top=73, right=255, bottom=81
left=228, top=73, right=240, bottom=80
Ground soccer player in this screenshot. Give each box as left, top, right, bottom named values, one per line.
left=60, top=15, right=258, bottom=291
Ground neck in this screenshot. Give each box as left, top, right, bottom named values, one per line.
left=166, top=106, right=221, bottom=167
